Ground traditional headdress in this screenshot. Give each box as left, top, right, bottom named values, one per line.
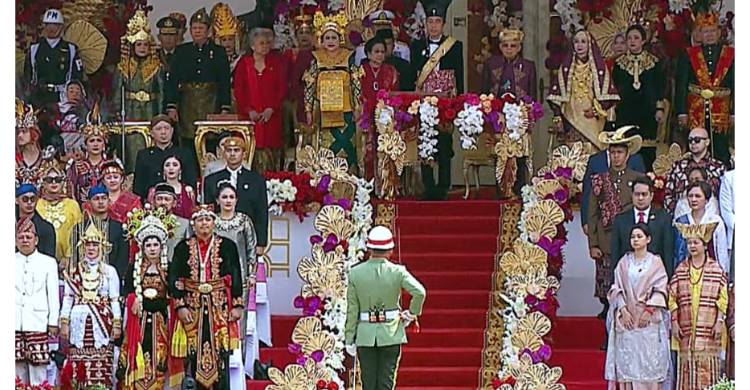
left=211, top=3, right=240, bottom=39
left=500, top=29, right=524, bottom=43
left=191, top=204, right=217, bottom=220
left=16, top=218, right=37, bottom=237
left=76, top=222, right=113, bottom=258
left=695, top=12, right=720, bottom=28
left=598, top=125, right=642, bottom=155
left=16, top=98, right=37, bottom=130
left=153, top=182, right=177, bottom=198
left=171, top=12, right=187, bottom=30
left=80, top=102, right=110, bottom=141
left=125, top=9, right=152, bottom=44
left=191, top=8, right=212, bottom=27
left=294, top=14, right=314, bottom=34
left=421, top=0, right=453, bottom=19
left=40, top=150, right=66, bottom=178
left=220, top=131, right=247, bottom=151
left=675, top=222, right=718, bottom=244
left=313, top=11, right=348, bottom=40
left=101, top=160, right=124, bottom=177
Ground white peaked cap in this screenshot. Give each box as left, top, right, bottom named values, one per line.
left=43, top=9, right=64, bottom=24
left=366, top=226, right=395, bottom=250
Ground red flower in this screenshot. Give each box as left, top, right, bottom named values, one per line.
left=327, top=382, right=339, bottom=390
left=491, top=99, right=503, bottom=111
left=59, top=360, right=74, bottom=390
left=491, top=378, right=502, bottom=388
left=317, top=380, right=327, bottom=389
left=445, top=108, right=457, bottom=120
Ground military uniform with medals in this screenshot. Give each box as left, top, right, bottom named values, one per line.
left=353, top=11, right=411, bottom=66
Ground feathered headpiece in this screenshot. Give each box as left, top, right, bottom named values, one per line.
left=16, top=98, right=37, bottom=130
left=211, top=3, right=240, bottom=38
left=675, top=222, right=718, bottom=244
left=79, top=102, right=110, bottom=141
left=313, top=10, right=348, bottom=40
left=125, top=9, right=152, bottom=44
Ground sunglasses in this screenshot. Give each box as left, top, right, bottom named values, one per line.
left=688, top=137, right=708, bottom=144
left=20, top=195, right=37, bottom=203
left=44, top=177, right=64, bottom=184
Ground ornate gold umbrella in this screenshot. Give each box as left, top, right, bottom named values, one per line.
left=63, top=20, right=107, bottom=74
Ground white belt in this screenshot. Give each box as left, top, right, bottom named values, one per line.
left=359, top=310, right=400, bottom=322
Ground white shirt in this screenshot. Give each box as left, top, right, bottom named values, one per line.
left=15, top=250, right=60, bottom=332
left=228, top=166, right=241, bottom=188
left=427, top=35, right=443, bottom=71
left=633, top=206, right=651, bottom=224
left=719, top=170, right=735, bottom=246
left=45, top=37, right=61, bottom=48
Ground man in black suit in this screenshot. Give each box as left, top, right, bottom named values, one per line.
left=133, top=115, right=198, bottom=200
left=410, top=0, right=463, bottom=200
left=203, top=133, right=269, bottom=252
left=16, top=184, right=56, bottom=259
left=376, top=29, right=416, bottom=91
left=610, top=176, right=674, bottom=276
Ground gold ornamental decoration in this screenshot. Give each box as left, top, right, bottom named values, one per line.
left=533, top=179, right=564, bottom=199
left=500, top=240, right=548, bottom=277
left=537, top=142, right=590, bottom=183
left=296, top=146, right=353, bottom=185
left=652, top=143, right=685, bottom=177
left=298, top=244, right=346, bottom=299
left=63, top=20, right=107, bottom=74
left=518, top=312, right=552, bottom=338
left=314, top=205, right=355, bottom=239
left=291, top=317, right=336, bottom=356
left=509, top=267, right=561, bottom=300
left=586, top=0, right=658, bottom=58
left=523, top=200, right=565, bottom=243
left=267, top=358, right=333, bottom=390
left=493, top=132, right=524, bottom=184
left=516, top=363, right=565, bottom=390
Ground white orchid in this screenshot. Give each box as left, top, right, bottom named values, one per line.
left=553, top=0, right=583, bottom=36
left=418, top=100, right=440, bottom=161
left=455, top=102, right=484, bottom=150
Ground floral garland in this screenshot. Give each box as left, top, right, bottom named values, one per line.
left=267, top=148, right=373, bottom=390
left=417, top=96, right=440, bottom=161
left=267, top=177, right=299, bottom=215
left=491, top=142, right=589, bottom=389
left=455, top=97, right=484, bottom=150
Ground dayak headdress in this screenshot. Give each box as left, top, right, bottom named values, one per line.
left=16, top=98, right=37, bottom=130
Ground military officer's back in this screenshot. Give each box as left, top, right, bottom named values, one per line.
left=345, top=226, right=426, bottom=390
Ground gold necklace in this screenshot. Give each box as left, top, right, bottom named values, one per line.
left=81, top=262, right=102, bottom=303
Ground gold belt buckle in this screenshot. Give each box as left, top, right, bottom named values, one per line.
left=700, top=89, right=715, bottom=100
left=133, top=90, right=151, bottom=102
left=198, top=283, right=213, bottom=294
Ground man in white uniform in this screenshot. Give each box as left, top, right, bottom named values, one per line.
left=354, top=10, right=411, bottom=65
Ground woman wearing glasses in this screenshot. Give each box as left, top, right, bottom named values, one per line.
left=36, top=158, right=82, bottom=263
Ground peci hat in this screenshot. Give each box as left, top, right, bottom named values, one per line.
left=598, top=125, right=642, bottom=155
left=366, top=226, right=395, bottom=250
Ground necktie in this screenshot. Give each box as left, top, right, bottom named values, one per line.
left=638, top=211, right=645, bottom=224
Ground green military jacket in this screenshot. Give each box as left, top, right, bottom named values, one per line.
left=345, top=258, right=426, bottom=347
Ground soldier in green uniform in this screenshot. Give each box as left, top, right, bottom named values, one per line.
left=23, top=9, right=84, bottom=107
left=345, top=226, right=426, bottom=390
left=156, top=16, right=181, bottom=73
left=165, top=8, right=231, bottom=159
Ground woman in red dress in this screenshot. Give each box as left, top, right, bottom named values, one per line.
left=101, top=161, right=142, bottom=224
left=360, top=37, right=399, bottom=181
left=234, top=27, right=288, bottom=173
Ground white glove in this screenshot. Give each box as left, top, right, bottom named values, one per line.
left=401, top=310, right=417, bottom=326
left=345, top=344, right=357, bottom=357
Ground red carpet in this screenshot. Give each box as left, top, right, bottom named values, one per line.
left=549, top=317, right=607, bottom=390
left=248, top=200, right=502, bottom=389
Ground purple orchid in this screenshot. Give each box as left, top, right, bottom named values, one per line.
left=465, top=94, right=480, bottom=105
left=486, top=111, right=503, bottom=132
left=521, top=95, right=533, bottom=104
left=293, top=295, right=305, bottom=309
left=521, top=345, right=552, bottom=363
left=337, top=198, right=351, bottom=210
left=310, top=235, right=324, bottom=245
left=553, top=187, right=569, bottom=203
left=310, top=350, right=325, bottom=362
left=537, top=236, right=563, bottom=259
left=553, top=167, right=573, bottom=180
left=349, top=31, right=363, bottom=46
left=296, top=355, right=308, bottom=366
left=543, top=172, right=555, bottom=180
left=532, top=102, right=545, bottom=120
left=323, top=194, right=336, bottom=205
left=288, top=343, right=302, bottom=354
left=322, top=234, right=339, bottom=252
left=303, top=296, right=322, bottom=316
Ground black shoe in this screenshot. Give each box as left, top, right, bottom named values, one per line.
left=600, top=342, right=608, bottom=351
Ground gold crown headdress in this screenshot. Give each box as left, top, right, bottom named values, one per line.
left=125, top=9, right=152, bottom=44
left=80, top=102, right=110, bottom=141
left=125, top=205, right=177, bottom=244
left=191, top=204, right=217, bottom=220
left=16, top=98, right=37, bottom=129
left=211, top=3, right=240, bottom=39
left=500, top=29, right=525, bottom=43
left=675, top=222, right=718, bottom=244
left=76, top=222, right=113, bottom=262
left=695, top=12, right=720, bottom=28
left=313, top=11, right=348, bottom=40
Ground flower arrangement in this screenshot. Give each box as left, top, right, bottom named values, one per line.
left=417, top=96, right=440, bottom=161
left=267, top=148, right=373, bottom=390
left=264, top=171, right=326, bottom=221
left=455, top=96, right=484, bottom=150
left=15, top=378, right=54, bottom=390
left=491, top=142, right=589, bottom=389
left=704, top=377, right=735, bottom=390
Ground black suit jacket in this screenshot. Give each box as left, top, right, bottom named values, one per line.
left=410, top=36, right=464, bottom=94
left=203, top=167, right=269, bottom=246
left=133, top=144, right=198, bottom=199
left=15, top=211, right=56, bottom=259
left=610, top=207, right=675, bottom=277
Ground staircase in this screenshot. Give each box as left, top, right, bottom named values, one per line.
left=549, top=317, right=607, bottom=390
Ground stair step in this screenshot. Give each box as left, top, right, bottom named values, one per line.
left=549, top=317, right=606, bottom=350
left=561, top=379, right=608, bottom=390
left=246, top=380, right=271, bottom=390
left=404, top=290, right=491, bottom=310
left=397, top=215, right=499, bottom=235
left=419, top=309, right=487, bottom=329
left=415, top=271, right=493, bottom=290
left=398, top=366, right=478, bottom=387
left=399, top=234, right=498, bottom=253
left=400, top=253, right=496, bottom=272
left=549, top=349, right=606, bottom=381
left=260, top=347, right=484, bottom=368
left=406, top=328, right=485, bottom=348
left=394, top=200, right=506, bottom=217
